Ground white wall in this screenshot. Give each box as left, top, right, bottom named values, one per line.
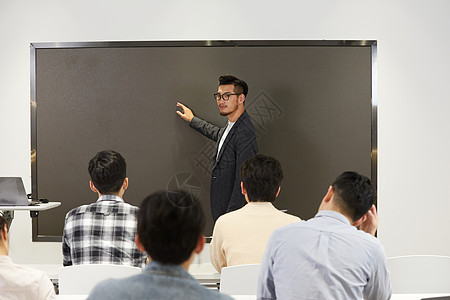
left=1, top=0, right=449, bottom=264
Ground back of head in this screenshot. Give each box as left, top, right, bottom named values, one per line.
left=240, top=154, right=284, bottom=202
left=88, top=150, right=126, bottom=194
left=218, top=74, right=248, bottom=97
left=137, top=190, right=205, bottom=265
left=332, top=171, right=376, bottom=222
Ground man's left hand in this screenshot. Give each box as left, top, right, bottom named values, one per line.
left=359, top=204, right=378, bottom=236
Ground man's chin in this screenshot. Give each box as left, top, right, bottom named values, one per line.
left=219, top=111, right=230, bottom=116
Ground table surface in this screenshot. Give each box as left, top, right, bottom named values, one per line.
left=54, top=294, right=450, bottom=300
left=26, top=264, right=450, bottom=300
left=0, top=202, right=61, bottom=211
left=230, top=295, right=450, bottom=300
left=23, top=262, right=220, bottom=283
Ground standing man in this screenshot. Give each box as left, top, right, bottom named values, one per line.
left=62, top=150, right=146, bottom=268
left=177, top=75, right=258, bottom=221
left=257, top=171, right=391, bottom=300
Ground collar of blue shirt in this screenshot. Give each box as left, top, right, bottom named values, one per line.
left=315, top=210, right=351, bottom=225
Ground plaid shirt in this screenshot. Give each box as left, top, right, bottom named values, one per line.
left=62, top=195, right=146, bottom=268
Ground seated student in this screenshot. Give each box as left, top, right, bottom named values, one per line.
left=87, top=190, right=233, bottom=300
left=210, top=154, right=300, bottom=272
left=257, top=171, right=391, bottom=300
left=62, top=150, right=146, bottom=267
left=0, top=214, right=55, bottom=299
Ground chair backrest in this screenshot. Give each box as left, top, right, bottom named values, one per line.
left=58, top=264, right=142, bottom=295
left=219, top=264, right=260, bottom=295
left=386, top=255, right=450, bottom=293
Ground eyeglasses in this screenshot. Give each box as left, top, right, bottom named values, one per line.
left=213, top=93, right=241, bottom=101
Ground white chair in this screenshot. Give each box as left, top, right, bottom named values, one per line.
left=58, top=264, right=142, bottom=295
left=386, top=255, right=450, bottom=293
left=219, top=264, right=260, bottom=295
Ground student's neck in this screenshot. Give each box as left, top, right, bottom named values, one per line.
left=180, top=252, right=196, bottom=271
left=0, top=244, right=8, bottom=256
left=98, top=192, right=123, bottom=198
left=319, top=206, right=353, bottom=224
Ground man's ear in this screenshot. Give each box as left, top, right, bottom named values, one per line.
left=89, top=181, right=98, bottom=193
left=122, top=178, right=129, bottom=191
left=241, top=182, right=247, bottom=196
left=318, top=186, right=334, bottom=211
left=1, top=224, right=8, bottom=242
left=352, top=214, right=366, bottom=227
left=324, top=186, right=334, bottom=203
left=275, top=186, right=281, bottom=198
left=194, top=235, right=206, bottom=255
left=239, top=94, right=245, bottom=104
left=135, top=234, right=146, bottom=253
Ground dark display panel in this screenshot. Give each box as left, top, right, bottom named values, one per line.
left=31, top=41, right=375, bottom=241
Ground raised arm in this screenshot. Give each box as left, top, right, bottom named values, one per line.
left=177, top=102, right=222, bottom=142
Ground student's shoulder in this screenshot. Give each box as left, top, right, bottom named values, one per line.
left=272, top=219, right=306, bottom=236
left=202, top=288, right=234, bottom=299
left=215, top=207, right=246, bottom=224
left=273, top=209, right=301, bottom=222
left=65, top=203, right=90, bottom=219
left=87, top=276, right=137, bottom=300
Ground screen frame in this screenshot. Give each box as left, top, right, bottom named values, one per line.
left=30, top=40, right=377, bottom=242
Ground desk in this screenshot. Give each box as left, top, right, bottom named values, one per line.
left=391, top=294, right=450, bottom=300
left=53, top=294, right=450, bottom=300
left=0, top=202, right=61, bottom=211
left=23, top=262, right=220, bottom=286
left=188, top=263, right=220, bottom=285
left=230, top=296, right=450, bottom=300
left=0, top=202, right=61, bottom=228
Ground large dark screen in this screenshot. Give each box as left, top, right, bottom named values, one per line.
left=31, top=41, right=374, bottom=240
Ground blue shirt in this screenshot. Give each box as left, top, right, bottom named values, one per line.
left=87, top=261, right=233, bottom=300
left=257, top=210, right=391, bottom=300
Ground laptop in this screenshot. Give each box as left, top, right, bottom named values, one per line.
left=0, top=177, right=29, bottom=206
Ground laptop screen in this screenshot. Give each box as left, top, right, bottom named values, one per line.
left=0, top=177, right=29, bottom=206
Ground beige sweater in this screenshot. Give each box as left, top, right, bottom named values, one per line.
left=209, top=202, right=300, bottom=272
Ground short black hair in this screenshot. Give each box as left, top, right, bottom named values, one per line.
left=88, top=150, right=126, bottom=194
left=137, top=190, right=205, bottom=265
left=332, top=171, right=376, bottom=222
left=0, top=215, right=7, bottom=240
left=218, top=74, right=248, bottom=97
left=240, top=154, right=284, bottom=202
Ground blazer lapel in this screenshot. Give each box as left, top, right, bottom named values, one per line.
left=213, top=126, right=227, bottom=166
left=214, top=111, right=247, bottom=167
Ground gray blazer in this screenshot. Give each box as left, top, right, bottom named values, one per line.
left=190, top=110, right=258, bottom=221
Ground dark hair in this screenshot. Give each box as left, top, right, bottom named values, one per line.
left=332, top=171, right=376, bottom=222
left=88, top=150, right=126, bottom=194
left=240, top=154, right=284, bottom=202
left=218, top=74, right=248, bottom=97
left=0, top=215, right=7, bottom=240
left=137, top=190, right=205, bottom=265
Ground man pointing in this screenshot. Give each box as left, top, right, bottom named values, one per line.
left=177, top=74, right=258, bottom=221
